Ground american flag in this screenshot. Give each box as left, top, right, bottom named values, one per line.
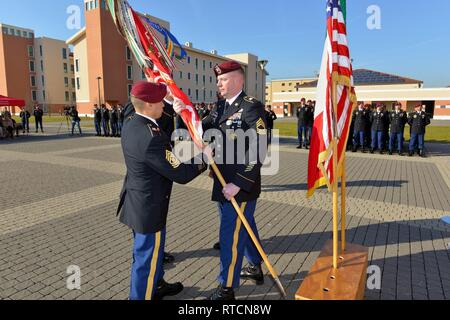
left=307, top=0, right=357, bottom=197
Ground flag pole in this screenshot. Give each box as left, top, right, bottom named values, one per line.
left=331, top=79, right=340, bottom=270
left=209, top=159, right=287, bottom=299
left=341, top=155, right=347, bottom=252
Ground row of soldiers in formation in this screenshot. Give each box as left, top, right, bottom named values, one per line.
left=92, top=104, right=125, bottom=137
left=349, top=102, right=431, bottom=157
left=296, top=100, right=431, bottom=157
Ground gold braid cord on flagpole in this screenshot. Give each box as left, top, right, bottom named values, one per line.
left=331, top=79, right=340, bottom=270
left=208, top=158, right=287, bottom=299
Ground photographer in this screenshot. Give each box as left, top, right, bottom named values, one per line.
left=69, top=106, right=82, bottom=136
left=33, top=104, right=44, bottom=133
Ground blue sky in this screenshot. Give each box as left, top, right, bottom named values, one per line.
left=1, top=0, right=449, bottom=87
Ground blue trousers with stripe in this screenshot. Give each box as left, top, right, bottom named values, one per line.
left=130, top=229, right=166, bottom=300
left=217, top=200, right=262, bottom=289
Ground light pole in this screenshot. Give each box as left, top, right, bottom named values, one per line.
left=258, top=60, right=268, bottom=103
left=97, top=76, right=102, bottom=105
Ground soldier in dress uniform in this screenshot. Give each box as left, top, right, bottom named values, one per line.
left=296, top=98, right=311, bottom=149
left=352, top=102, right=370, bottom=152
left=174, top=61, right=268, bottom=300
left=370, top=104, right=389, bottom=154
left=388, top=102, right=408, bottom=155
left=117, top=82, right=208, bottom=300
left=408, top=104, right=430, bottom=157
left=93, top=104, right=102, bottom=136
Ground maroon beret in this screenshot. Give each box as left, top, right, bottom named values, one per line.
left=214, top=60, right=243, bottom=77
left=131, top=81, right=167, bottom=104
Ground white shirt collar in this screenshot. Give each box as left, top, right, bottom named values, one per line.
left=226, top=90, right=243, bottom=106
left=135, top=112, right=159, bottom=127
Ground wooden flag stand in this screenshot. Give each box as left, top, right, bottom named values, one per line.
left=295, top=82, right=369, bottom=300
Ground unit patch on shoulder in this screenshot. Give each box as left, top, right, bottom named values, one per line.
left=256, top=118, right=267, bottom=135
left=166, top=150, right=181, bottom=169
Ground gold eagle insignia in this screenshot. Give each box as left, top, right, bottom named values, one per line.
left=166, top=150, right=181, bottom=169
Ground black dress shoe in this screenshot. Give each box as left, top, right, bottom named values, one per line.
left=370, top=149, right=374, bottom=154
left=398, top=151, right=403, bottom=156
left=206, top=285, right=235, bottom=301
left=296, top=145, right=302, bottom=149
left=389, top=151, right=393, bottom=155
left=153, top=279, right=183, bottom=301
left=163, top=252, right=175, bottom=264
left=409, top=151, right=413, bottom=157
left=213, top=242, right=221, bottom=251
left=240, top=264, right=264, bottom=285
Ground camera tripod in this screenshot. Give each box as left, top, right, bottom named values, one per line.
left=57, top=115, right=72, bottom=135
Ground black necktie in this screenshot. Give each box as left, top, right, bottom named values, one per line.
left=224, top=102, right=231, bottom=114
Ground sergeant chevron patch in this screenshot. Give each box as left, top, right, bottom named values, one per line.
left=166, top=150, right=181, bottom=169
left=256, top=118, right=267, bottom=135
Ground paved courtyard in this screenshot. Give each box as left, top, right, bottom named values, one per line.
left=0, top=125, right=449, bottom=300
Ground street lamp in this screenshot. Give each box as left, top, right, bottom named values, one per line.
left=97, top=76, right=102, bottom=105
left=258, top=60, right=269, bottom=103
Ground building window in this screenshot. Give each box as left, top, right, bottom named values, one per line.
left=29, top=32, right=34, bottom=39
left=210, top=76, right=212, bottom=84
left=195, top=89, right=199, bottom=101
left=28, top=46, right=34, bottom=58
left=281, top=83, right=285, bottom=86
left=72, top=92, right=76, bottom=102
left=210, top=62, right=212, bottom=68
left=2, top=27, right=7, bottom=34
left=23, top=31, right=28, bottom=38
left=65, top=91, right=69, bottom=101
left=64, top=63, right=68, bottom=73
left=256, top=72, right=258, bottom=81
left=32, top=91, right=37, bottom=101
left=40, top=60, right=44, bottom=72
left=126, top=46, right=131, bottom=60
left=29, top=61, right=35, bottom=72
left=15, top=29, right=20, bottom=36
left=188, top=73, right=191, bottom=80
left=64, top=77, right=69, bottom=87
left=188, top=88, right=191, bottom=96
left=195, top=58, right=198, bottom=70
left=41, top=75, right=45, bottom=87
left=195, top=74, right=198, bottom=85
left=43, top=90, right=46, bottom=101
left=203, top=90, right=206, bottom=101
left=179, top=71, right=183, bottom=79
left=85, top=2, right=89, bottom=10
left=76, top=78, right=80, bottom=90
left=75, top=59, right=79, bottom=72
left=203, top=60, right=205, bottom=71
left=71, top=64, right=74, bottom=73
left=39, top=45, right=43, bottom=56
left=127, top=66, right=133, bottom=80
left=62, top=48, right=67, bottom=60
left=30, top=76, right=36, bottom=87
left=127, top=84, right=133, bottom=97
left=71, top=78, right=75, bottom=88
left=202, top=75, right=205, bottom=85
left=187, top=57, right=191, bottom=64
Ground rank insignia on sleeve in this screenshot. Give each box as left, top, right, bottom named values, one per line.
left=256, top=118, right=267, bottom=135
left=166, top=150, right=181, bottom=169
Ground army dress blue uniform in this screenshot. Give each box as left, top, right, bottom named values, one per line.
left=408, top=110, right=430, bottom=155
left=297, top=105, right=312, bottom=148
left=370, top=110, right=388, bottom=152
left=202, top=91, right=267, bottom=291
left=352, top=108, right=370, bottom=151
left=118, top=110, right=206, bottom=300
left=389, top=110, right=407, bottom=154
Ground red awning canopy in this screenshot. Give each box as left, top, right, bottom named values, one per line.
left=0, top=95, right=25, bottom=107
